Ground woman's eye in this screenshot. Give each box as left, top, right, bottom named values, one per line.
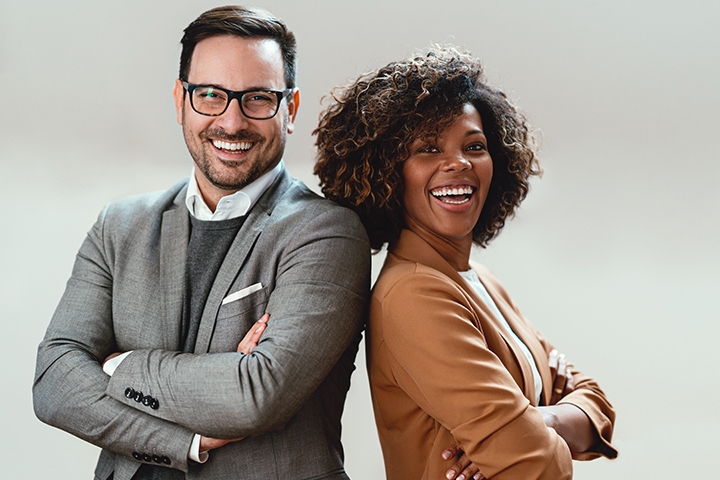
left=417, top=144, right=439, bottom=153
left=467, top=143, right=487, bottom=151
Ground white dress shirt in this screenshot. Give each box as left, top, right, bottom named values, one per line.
left=459, top=269, right=543, bottom=405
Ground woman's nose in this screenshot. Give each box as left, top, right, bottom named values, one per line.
left=441, top=152, right=471, bottom=171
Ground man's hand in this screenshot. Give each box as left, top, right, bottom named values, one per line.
left=199, top=435, right=245, bottom=452
left=237, top=313, right=269, bottom=354
left=199, top=314, right=269, bottom=453
left=441, top=444, right=485, bottom=480
left=548, top=349, right=574, bottom=405
left=103, top=351, right=124, bottom=368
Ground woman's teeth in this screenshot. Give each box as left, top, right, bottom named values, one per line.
left=430, top=186, right=474, bottom=204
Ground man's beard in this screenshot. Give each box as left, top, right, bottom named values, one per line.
left=186, top=126, right=282, bottom=191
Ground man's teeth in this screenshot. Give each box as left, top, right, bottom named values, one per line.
left=212, top=140, right=252, bottom=151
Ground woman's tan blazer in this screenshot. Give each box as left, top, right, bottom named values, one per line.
left=367, top=229, right=616, bottom=480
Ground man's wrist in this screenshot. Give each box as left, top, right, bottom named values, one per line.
left=102, top=351, right=132, bottom=376
left=189, top=434, right=209, bottom=463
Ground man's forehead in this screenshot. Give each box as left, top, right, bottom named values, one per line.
left=188, top=35, right=284, bottom=86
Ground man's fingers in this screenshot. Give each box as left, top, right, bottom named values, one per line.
left=237, top=314, right=270, bottom=354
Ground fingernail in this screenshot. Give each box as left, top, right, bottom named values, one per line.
left=255, top=326, right=263, bottom=333
left=446, top=471, right=454, bottom=479
left=457, top=475, right=466, bottom=480
left=442, top=451, right=452, bottom=460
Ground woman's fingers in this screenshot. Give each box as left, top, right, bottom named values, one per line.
left=550, top=352, right=568, bottom=404
left=442, top=447, right=485, bottom=480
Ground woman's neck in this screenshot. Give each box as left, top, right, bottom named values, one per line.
left=405, top=225, right=473, bottom=271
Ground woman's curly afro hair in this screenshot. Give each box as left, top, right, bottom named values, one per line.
left=314, top=45, right=541, bottom=251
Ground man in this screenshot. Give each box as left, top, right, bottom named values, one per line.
left=33, top=6, right=370, bottom=480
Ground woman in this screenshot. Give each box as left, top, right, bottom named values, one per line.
left=314, top=46, right=617, bottom=480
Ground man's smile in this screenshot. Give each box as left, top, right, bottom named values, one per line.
left=211, top=139, right=253, bottom=152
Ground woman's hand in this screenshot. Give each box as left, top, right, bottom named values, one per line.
left=236, top=313, right=269, bottom=354
left=548, top=349, right=574, bottom=404
left=541, top=350, right=598, bottom=454
left=441, top=444, right=485, bottom=480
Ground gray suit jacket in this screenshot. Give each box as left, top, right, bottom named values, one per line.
left=33, top=170, right=370, bottom=480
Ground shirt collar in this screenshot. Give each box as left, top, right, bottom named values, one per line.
left=185, top=160, right=284, bottom=221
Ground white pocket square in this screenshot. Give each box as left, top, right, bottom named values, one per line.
left=222, top=282, right=263, bottom=305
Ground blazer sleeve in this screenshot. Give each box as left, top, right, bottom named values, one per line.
left=534, top=328, right=617, bottom=460
left=33, top=206, right=196, bottom=472
left=377, top=269, right=572, bottom=480
left=104, top=206, right=371, bottom=438
left=484, top=271, right=618, bottom=460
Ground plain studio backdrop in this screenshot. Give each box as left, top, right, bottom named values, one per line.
left=1, top=0, right=718, bottom=478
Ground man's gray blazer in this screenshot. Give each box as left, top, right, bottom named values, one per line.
left=33, top=170, right=371, bottom=480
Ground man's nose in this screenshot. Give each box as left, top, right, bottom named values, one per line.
left=215, top=97, right=252, bottom=130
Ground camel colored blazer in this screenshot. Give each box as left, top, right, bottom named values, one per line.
left=367, top=229, right=616, bottom=480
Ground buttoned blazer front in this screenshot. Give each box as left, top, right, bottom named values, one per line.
left=366, top=229, right=616, bottom=480
left=33, top=169, right=371, bottom=480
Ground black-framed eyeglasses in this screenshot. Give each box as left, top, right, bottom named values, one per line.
left=182, top=81, right=292, bottom=120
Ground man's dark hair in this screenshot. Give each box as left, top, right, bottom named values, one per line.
left=179, top=5, right=297, bottom=88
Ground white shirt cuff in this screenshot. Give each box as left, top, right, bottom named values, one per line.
left=102, top=351, right=132, bottom=376
left=189, top=434, right=209, bottom=463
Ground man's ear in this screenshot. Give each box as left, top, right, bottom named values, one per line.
left=285, top=88, right=300, bottom=134
left=173, top=79, right=185, bottom=125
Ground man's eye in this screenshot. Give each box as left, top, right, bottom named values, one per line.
left=246, top=93, right=274, bottom=103
left=195, top=88, right=225, bottom=101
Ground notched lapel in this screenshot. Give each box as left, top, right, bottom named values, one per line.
left=193, top=170, right=293, bottom=353
left=479, top=276, right=549, bottom=406
left=160, top=199, right=189, bottom=351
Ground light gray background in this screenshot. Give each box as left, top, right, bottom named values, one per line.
left=1, top=0, right=718, bottom=478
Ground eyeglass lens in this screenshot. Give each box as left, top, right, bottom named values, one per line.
left=191, top=86, right=280, bottom=119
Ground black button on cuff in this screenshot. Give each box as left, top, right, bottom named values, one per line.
left=133, top=391, right=144, bottom=402
left=142, top=395, right=153, bottom=407
left=151, top=399, right=160, bottom=410
left=162, top=456, right=171, bottom=465
left=152, top=455, right=162, bottom=464
left=125, top=388, right=136, bottom=399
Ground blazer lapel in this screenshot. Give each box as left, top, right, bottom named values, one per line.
left=390, top=229, right=538, bottom=402
left=193, top=170, right=292, bottom=353
left=474, top=270, right=551, bottom=406
left=159, top=188, right=189, bottom=351
left=460, top=275, right=536, bottom=401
